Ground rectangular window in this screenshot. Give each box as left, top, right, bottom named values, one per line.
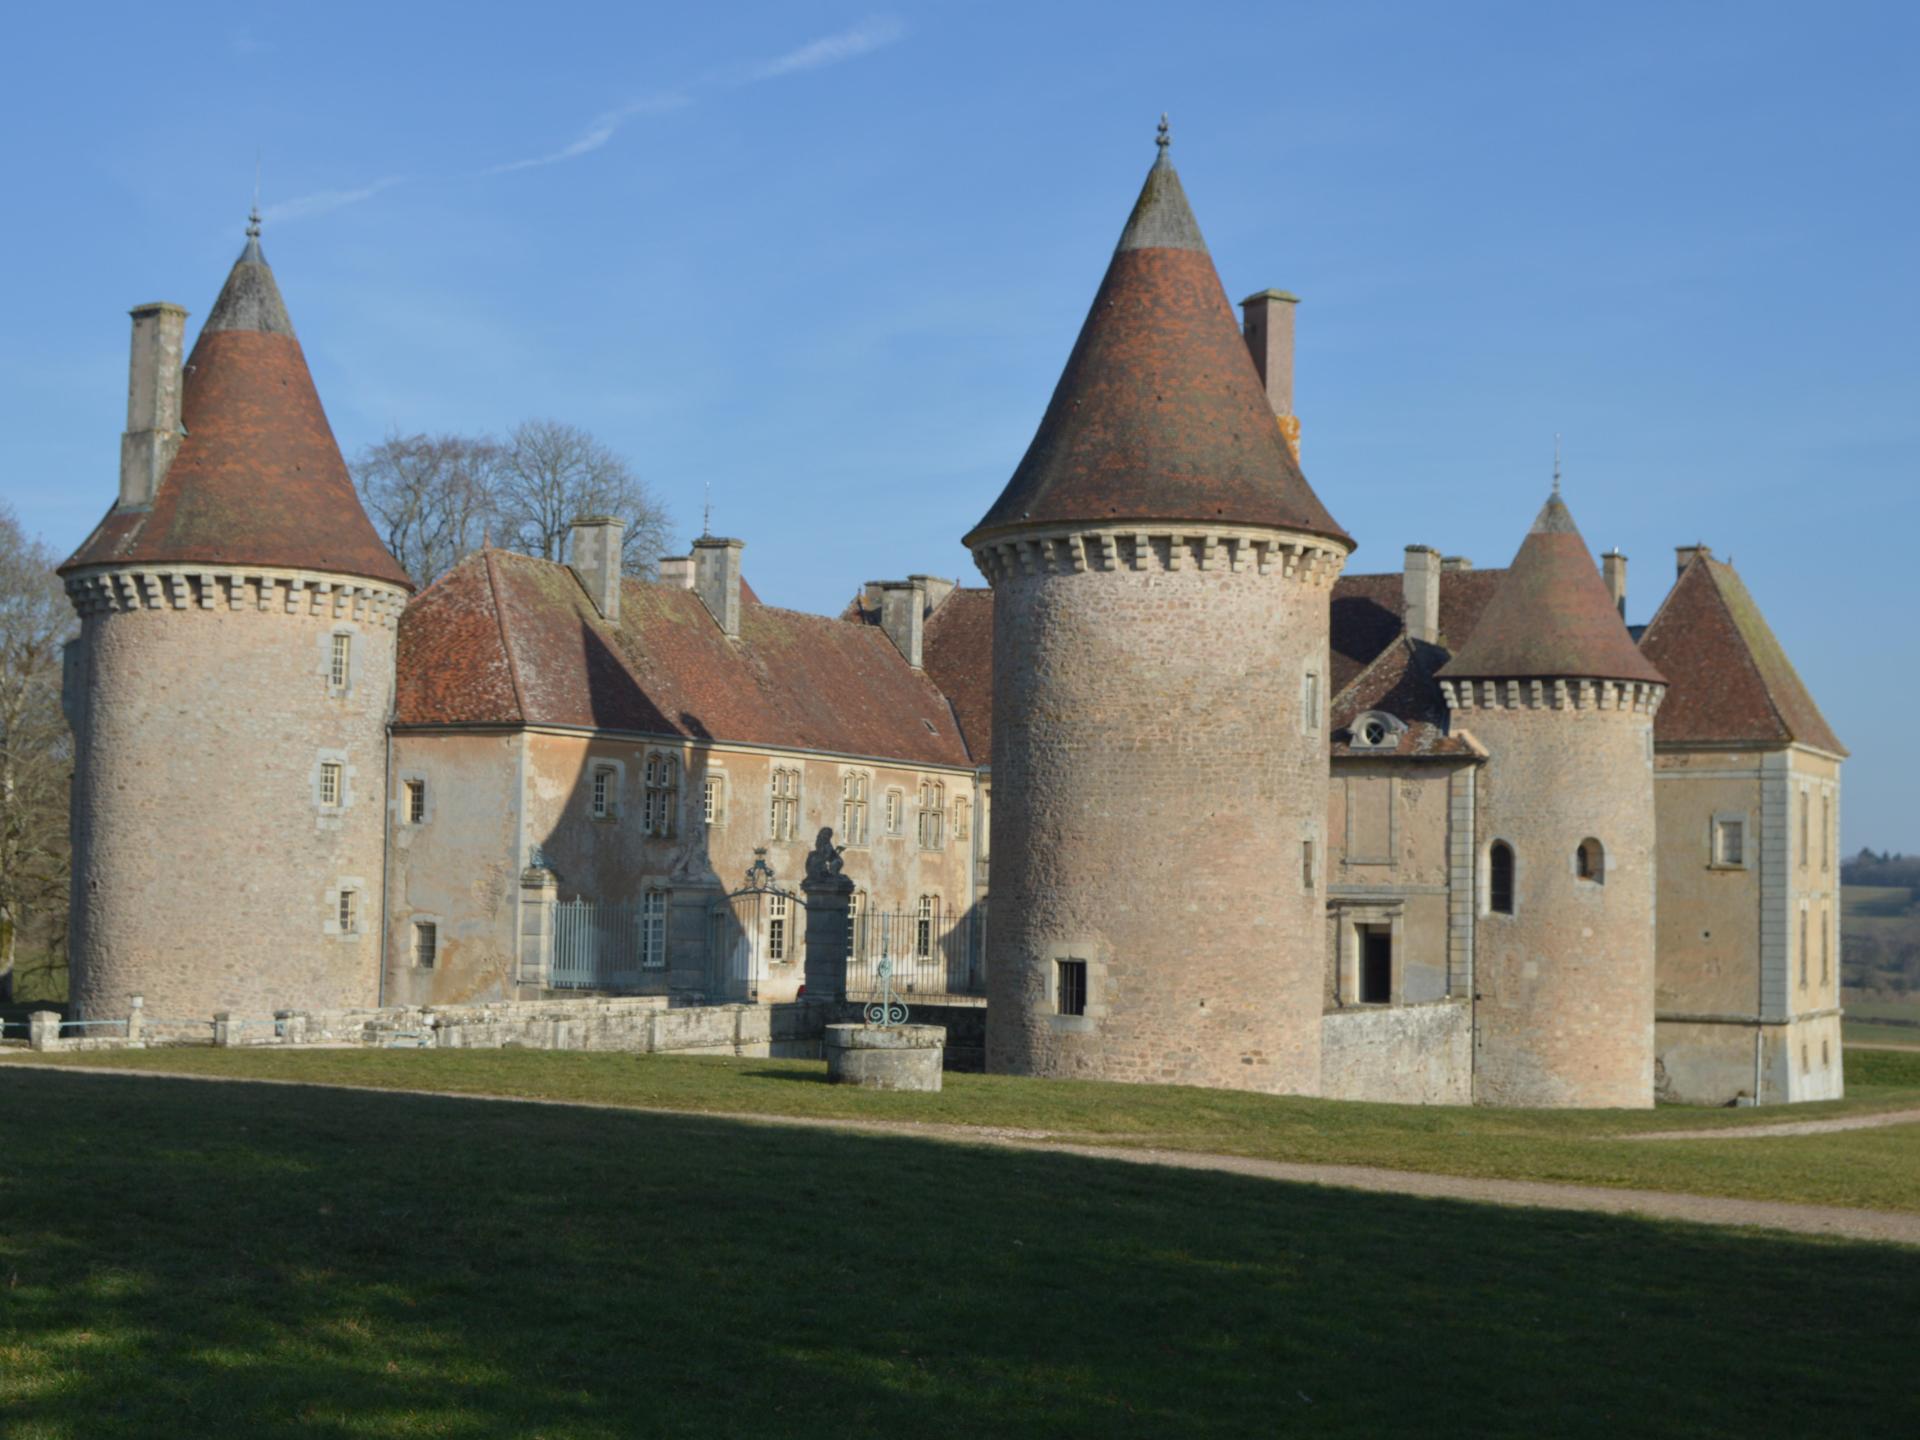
left=643, top=753, right=678, bottom=837
left=591, top=765, right=614, bottom=819
left=405, top=779, right=426, bottom=824
left=1821, top=911, right=1830, bottom=987
left=917, top=780, right=946, bottom=849
left=768, top=893, right=788, bottom=962
left=916, top=894, right=938, bottom=959
left=885, top=790, right=904, bottom=835
left=319, top=762, right=343, bottom=809
left=1799, top=909, right=1809, bottom=988
left=1713, top=817, right=1745, bottom=867
left=1302, top=671, right=1321, bottom=733
left=329, top=632, right=351, bottom=691
left=1799, top=791, right=1809, bottom=869
left=703, top=775, right=723, bottom=826
left=770, top=768, right=801, bottom=842
left=1056, top=959, right=1087, bottom=1017
left=642, top=890, right=666, bottom=969
left=338, top=889, right=357, bottom=934
left=847, top=889, right=864, bottom=956
left=955, top=798, right=971, bottom=844
left=1821, top=794, right=1831, bottom=874
left=1301, top=839, right=1316, bottom=891
left=841, top=772, right=870, bottom=845
left=413, top=921, right=437, bottom=968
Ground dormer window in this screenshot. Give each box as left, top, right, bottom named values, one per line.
left=1347, top=710, right=1408, bottom=751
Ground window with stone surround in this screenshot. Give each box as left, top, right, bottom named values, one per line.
left=329, top=632, right=352, bottom=693
left=1301, top=839, right=1316, bottom=891
left=320, top=762, right=343, bottom=809
left=1302, top=670, right=1322, bottom=734
left=1489, top=842, right=1515, bottom=914
left=642, top=752, right=678, bottom=837
left=917, top=780, right=946, bottom=849
left=1799, top=907, right=1809, bottom=989
left=768, top=893, right=789, bottom=962
left=405, top=779, right=426, bottom=825
left=1575, top=838, right=1605, bottom=884
left=916, top=894, right=939, bottom=959
left=1056, top=958, right=1087, bottom=1017
left=1822, top=793, right=1832, bottom=874
left=884, top=788, right=904, bottom=836
left=955, top=797, right=971, bottom=844
left=1799, top=789, right=1810, bottom=869
left=413, top=920, right=437, bottom=968
left=1822, top=909, right=1831, bottom=986
left=591, top=765, right=615, bottom=820
left=703, top=772, right=726, bottom=826
left=842, top=771, right=871, bottom=845
left=847, top=887, right=866, bottom=956
left=642, top=890, right=667, bottom=969
left=770, top=768, right=801, bottom=842
left=338, top=889, right=358, bottom=935
left=1712, top=815, right=1746, bottom=868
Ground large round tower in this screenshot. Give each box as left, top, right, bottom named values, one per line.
left=966, top=129, right=1352, bottom=1093
left=1437, top=488, right=1666, bottom=1108
left=59, top=215, right=413, bottom=1022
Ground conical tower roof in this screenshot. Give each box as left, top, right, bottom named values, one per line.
left=61, top=217, right=413, bottom=589
left=1437, top=491, right=1665, bottom=684
left=964, top=128, right=1348, bottom=548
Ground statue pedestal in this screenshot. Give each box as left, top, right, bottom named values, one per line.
left=824, top=1023, right=945, bottom=1091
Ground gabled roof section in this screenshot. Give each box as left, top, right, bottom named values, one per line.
left=964, top=138, right=1348, bottom=548
left=1437, top=493, right=1664, bottom=685
left=922, top=587, right=994, bottom=765
left=1329, top=637, right=1484, bottom=760
left=1639, top=554, right=1846, bottom=755
left=61, top=227, right=412, bottom=590
left=396, top=549, right=973, bottom=768
left=1330, top=566, right=1506, bottom=696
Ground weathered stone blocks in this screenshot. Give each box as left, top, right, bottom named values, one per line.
left=825, top=1022, right=945, bottom=1090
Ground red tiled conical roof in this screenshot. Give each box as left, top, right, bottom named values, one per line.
left=1437, top=492, right=1665, bottom=685
left=61, top=229, right=413, bottom=590
left=964, top=139, right=1348, bottom=548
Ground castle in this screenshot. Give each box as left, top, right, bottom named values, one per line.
left=57, top=133, right=1846, bottom=1108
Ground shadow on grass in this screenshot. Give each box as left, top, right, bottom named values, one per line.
left=736, top=1065, right=834, bottom=1086
left=0, top=1069, right=1915, bottom=1439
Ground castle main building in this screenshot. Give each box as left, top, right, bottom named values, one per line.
left=58, top=134, right=1845, bottom=1108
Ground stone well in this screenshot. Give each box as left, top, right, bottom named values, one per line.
left=824, top=1023, right=945, bottom=1092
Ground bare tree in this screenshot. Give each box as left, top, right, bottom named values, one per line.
left=351, top=421, right=671, bottom=585
left=351, top=431, right=502, bottom=587
left=0, top=506, right=75, bottom=1004
left=495, top=419, right=671, bottom=578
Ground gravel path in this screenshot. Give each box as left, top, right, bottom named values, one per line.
left=7, top=1059, right=1919, bottom=1247
left=1626, top=1107, right=1920, bottom=1142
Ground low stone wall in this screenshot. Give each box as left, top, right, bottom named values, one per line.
left=1320, top=1000, right=1472, bottom=1104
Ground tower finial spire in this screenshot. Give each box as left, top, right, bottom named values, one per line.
left=1156, top=113, right=1170, bottom=155
left=248, top=153, right=262, bottom=240
left=703, top=480, right=712, bottom=539
left=1552, top=433, right=1562, bottom=496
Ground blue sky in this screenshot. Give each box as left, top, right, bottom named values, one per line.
left=3, top=1, right=1915, bottom=847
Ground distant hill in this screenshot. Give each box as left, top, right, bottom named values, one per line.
left=1843, top=854, right=1920, bottom=998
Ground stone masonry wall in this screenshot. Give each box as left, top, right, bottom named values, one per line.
left=66, top=567, right=403, bottom=1020
left=1320, top=999, right=1471, bottom=1104
left=1464, top=696, right=1658, bottom=1108
left=981, top=527, right=1343, bottom=1094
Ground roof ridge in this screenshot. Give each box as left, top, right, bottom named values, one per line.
left=1701, top=561, right=1791, bottom=741
left=483, top=548, right=528, bottom=725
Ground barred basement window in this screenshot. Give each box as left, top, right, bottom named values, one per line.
left=1575, top=838, right=1605, bottom=884
left=770, top=768, right=801, bottom=842
left=642, top=753, right=678, bottom=837
left=320, top=762, right=343, bottom=809
left=591, top=765, right=615, bottom=819
left=768, top=893, right=789, bottom=962
left=842, top=771, right=870, bottom=845
left=413, top=921, right=437, bottom=968
left=916, top=894, right=938, bottom=959
left=405, top=779, right=426, bottom=824
left=338, top=889, right=358, bottom=934
left=1057, top=959, right=1087, bottom=1017
left=329, top=633, right=351, bottom=692
left=642, top=890, right=667, bottom=969
left=1489, top=842, right=1515, bottom=914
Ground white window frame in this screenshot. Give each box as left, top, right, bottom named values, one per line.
left=703, top=771, right=727, bottom=827
left=591, top=764, right=617, bottom=820
left=642, top=751, right=679, bottom=838
left=916, top=779, right=946, bottom=850
left=319, top=761, right=343, bottom=810
left=642, top=890, right=667, bottom=970
left=841, top=770, right=871, bottom=846
left=338, top=888, right=358, bottom=935
left=405, top=778, right=427, bottom=825
left=1710, top=813, right=1747, bottom=869
left=768, top=892, right=790, bottom=962
left=884, top=788, right=905, bottom=836
left=915, top=894, right=940, bottom=960
left=770, top=767, right=802, bottom=843
left=329, top=632, right=352, bottom=694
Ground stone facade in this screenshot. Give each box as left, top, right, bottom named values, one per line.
left=978, top=527, right=1345, bottom=1093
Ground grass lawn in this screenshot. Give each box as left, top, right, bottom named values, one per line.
left=1, top=1067, right=1916, bottom=1438
left=14, top=1045, right=1920, bottom=1214
left=1847, top=1022, right=1920, bottom=1049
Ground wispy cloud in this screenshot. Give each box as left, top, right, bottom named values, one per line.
left=746, top=15, right=906, bottom=81
left=486, top=93, right=691, bottom=176
left=263, top=176, right=407, bottom=224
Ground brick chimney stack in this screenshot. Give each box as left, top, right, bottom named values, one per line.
left=656, top=555, right=695, bottom=589
left=119, top=302, right=188, bottom=508
left=1675, top=543, right=1712, bottom=579
left=1602, top=548, right=1628, bottom=619
left=1239, top=289, right=1300, bottom=459
left=693, top=536, right=745, bottom=638
left=1403, top=545, right=1442, bottom=644
left=568, top=515, right=626, bottom=623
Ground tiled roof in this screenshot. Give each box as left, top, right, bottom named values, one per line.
left=964, top=145, right=1347, bottom=548
left=396, top=549, right=972, bottom=768
left=922, top=587, right=995, bottom=764
left=1329, top=636, right=1484, bottom=760
left=1329, top=567, right=1506, bottom=696
left=1638, top=554, right=1846, bottom=755
left=1437, top=494, right=1664, bottom=685
left=60, top=238, right=412, bottom=589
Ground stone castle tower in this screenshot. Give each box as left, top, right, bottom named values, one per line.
left=1437, top=490, right=1667, bottom=1107
left=965, top=130, right=1352, bottom=1092
left=58, top=215, right=413, bottom=1022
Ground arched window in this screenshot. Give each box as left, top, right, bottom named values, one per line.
left=1489, top=842, right=1515, bottom=915
left=1576, top=837, right=1605, bottom=884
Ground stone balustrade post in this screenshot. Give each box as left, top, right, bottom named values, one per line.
left=126, top=994, right=144, bottom=1043
left=28, top=1011, right=61, bottom=1051
left=212, top=1012, right=235, bottom=1047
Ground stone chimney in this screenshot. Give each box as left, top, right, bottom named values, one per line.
left=1238, top=289, right=1300, bottom=459
left=912, top=574, right=955, bottom=613
left=656, top=555, right=695, bottom=590
left=120, top=302, right=188, bottom=508
left=877, top=579, right=925, bottom=668
left=693, top=536, right=745, bottom=638
left=1403, top=545, right=1442, bottom=644
left=1441, top=556, right=1473, bottom=572
left=1602, top=549, right=1628, bottom=619
left=568, top=516, right=625, bottom=622
left=1675, top=543, right=1712, bottom=579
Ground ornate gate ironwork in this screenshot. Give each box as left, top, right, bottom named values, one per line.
left=705, top=848, right=807, bottom=1003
